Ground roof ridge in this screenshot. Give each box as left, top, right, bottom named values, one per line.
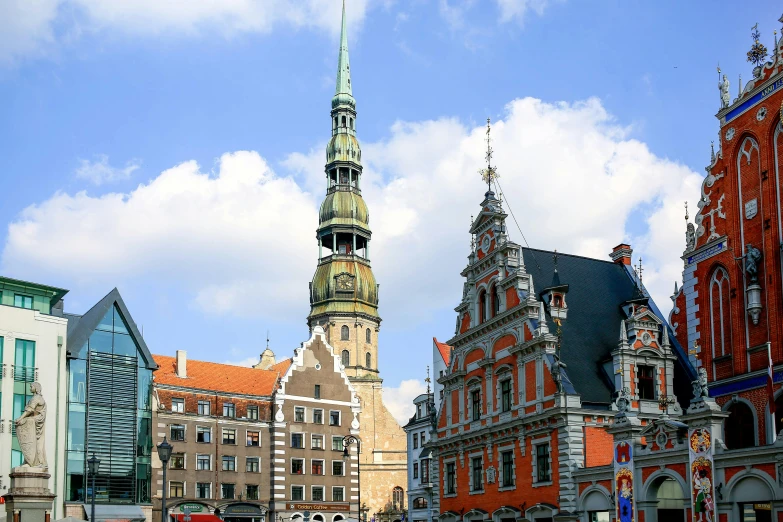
left=522, top=247, right=619, bottom=267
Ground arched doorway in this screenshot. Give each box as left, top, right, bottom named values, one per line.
left=725, top=401, right=755, bottom=449
left=652, top=477, right=686, bottom=522
left=730, top=475, right=774, bottom=522
left=580, top=490, right=611, bottom=521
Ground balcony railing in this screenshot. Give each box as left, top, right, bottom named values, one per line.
left=326, top=184, right=361, bottom=195
left=13, top=366, right=37, bottom=382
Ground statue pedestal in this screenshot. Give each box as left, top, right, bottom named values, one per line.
left=3, top=467, right=55, bottom=522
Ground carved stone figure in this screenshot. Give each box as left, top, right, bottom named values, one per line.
left=719, top=75, right=730, bottom=108
left=14, top=382, right=47, bottom=469
left=692, top=367, right=709, bottom=401
left=616, top=387, right=631, bottom=413
left=743, top=244, right=763, bottom=284
left=685, top=222, right=696, bottom=252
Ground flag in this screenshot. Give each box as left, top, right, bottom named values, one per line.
left=767, top=342, right=775, bottom=416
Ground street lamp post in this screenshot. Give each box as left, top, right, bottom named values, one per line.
left=342, top=435, right=359, bottom=522
left=87, top=453, right=101, bottom=522
left=157, top=437, right=174, bottom=522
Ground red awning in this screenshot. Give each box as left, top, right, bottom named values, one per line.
left=170, top=514, right=224, bottom=522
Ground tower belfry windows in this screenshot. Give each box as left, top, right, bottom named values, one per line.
left=341, top=325, right=350, bottom=341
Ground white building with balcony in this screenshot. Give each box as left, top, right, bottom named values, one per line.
left=404, top=393, right=437, bottom=522
left=0, top=276, right=69, bottom=520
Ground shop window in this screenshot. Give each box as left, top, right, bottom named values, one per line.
left=725, top=401, right=755, bottom=449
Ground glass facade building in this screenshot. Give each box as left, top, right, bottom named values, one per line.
left=65, top=290, right=155, bottom=508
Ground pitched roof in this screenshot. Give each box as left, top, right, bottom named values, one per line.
left=521, top=248, right=694, bottom=408
left=153, top=354, right=280, bottom=397
left=433, top=337, right=452, bottom=366
left=65, top=287, right=156, bottom=370
left=269, top=358, right=293, bottom=375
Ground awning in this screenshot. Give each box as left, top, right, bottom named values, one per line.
left=84, top=504, right=146, bottom=522
left=170, top=515, right=224, bottom=522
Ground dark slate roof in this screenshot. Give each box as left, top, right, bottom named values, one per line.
left=522, top=248, right=695, bottom=408
left=65, top=288, right=157, bottom=370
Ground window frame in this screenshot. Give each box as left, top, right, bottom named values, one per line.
left=291, top=485, right=305, bottom=501
left=313, top=409, right=324, bottom=424
left=196, top=482, right=211, bottom=499
left=332, top=460, right=344, bottom=476
left=314, top=385, right=321, bottom=399
left=246, top=430, right=260, bottom=447
left=171, top=397, right=185, bottom=413
left=291, top=432, right=305, bottom=449
left=196, top=425, right=211, bottom=443
left=501, top=450, right=514, bottom=488
left=311, top=459, right=325, bottom=476
left=637, top=364, right=656, bottom=401
left=329, top=410, right=341, bottom=426
left=221, top=455, right=236, bottom=472
left=500, top=378, right=512, bottom=413
left=221, top=483, right=235, bottom=500
left=312, top=434, right=324, bottom=450
left=197, top=400, right=211, bottom=416
left=311, top=485, right=325, bottom=502
left=246, top=457, right=260, bottom=473
left=471, top=388, right=481, bottom=421
left=294, top=406, right=306, bottom=423
left=196, top=453, right=211, bottom=471
left=223, top=402, right=236, bottom=418
left=535, top=443, right=551, bottom=483
left=222, top=428, right=237, bottom=445
left=245, top=484, right=259, bottom=501
left=471, top=456, right=484, bottom=492
left=14, top=294, right=33, bottom=309
left=247, top=405, right=259, bottom=420
left=291, top=458, right=305, bottom=475
left=170, top=424, right=185, bottom=442
left=332, top=486, right=345, bottom=502
left=341, top=325, right=350, bottom=340
left=169, top=453, right=185, bottom=470
left=169, top=481, right=185, bottom=499
left=445, top=461, right=456, bottom=495
left=331, top=436, right=344, bottom=451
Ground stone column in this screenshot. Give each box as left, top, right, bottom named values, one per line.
left=4, top=468, right=56, bottom=522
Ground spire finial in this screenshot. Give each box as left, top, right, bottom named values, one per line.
left=710, top=141, right=715, bottom=163
left=685, top=201, right=689, bottom=221
left=553, top=249, right=558, bottom=271
left=479, top=118, right=498, bottom=193
left=266, top=330, right=270, bottom=350
left=425, top=365, right=431, bottom=394
left=470, top=215, right=475, bottom=251
left=636, top=257, right=644, bottom=287
left=335, top=0, right=352, bottom=97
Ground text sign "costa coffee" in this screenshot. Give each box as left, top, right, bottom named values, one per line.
left=286, top=504, right=350, bottom=512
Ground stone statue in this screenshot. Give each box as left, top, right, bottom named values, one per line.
left=743, top=243, right=763, bottom=284
left=14, top=382, right=47, bottom=469
left=692, top=367, right=709, bottom=401
left=719, top=75, right=730, bottom=108
left=616, top=387, right=631, bottom=413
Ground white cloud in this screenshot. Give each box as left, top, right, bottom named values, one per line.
left=0, top=0, right=368, bottom=64
left=495, top=0, right=551, bottom=23
left=75, top=154, right=141, bottom=185
left=439, top=0, right=550, bottom=30
left=382, top=379, right=426, bottom=424
left=2, top=96, right=701, bottom=335
left=222, top=356, right=261, bottom=368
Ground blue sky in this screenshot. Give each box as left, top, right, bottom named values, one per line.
left=1, top=0, right=780, bottom=420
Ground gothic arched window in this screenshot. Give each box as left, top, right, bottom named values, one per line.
left=341, top=350, right=350, bottom=367
left=490, top=283, right=500, bottom=318
left=341, top=325, right=349, bottom=340
left=365, top=352, right=371, bottom=369
left=365, top=328, right=371, bottom=343
left=478, top=289, right=487, bottom=324
left=392, top=486, right=404, bottom=509
left=725, top=401, right=755, bottom=449
left=709, top=267, right=732, bottom=359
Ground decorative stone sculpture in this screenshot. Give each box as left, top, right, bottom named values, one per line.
left=14, top=382, right=47, bottom=469
left=719, top=75, right=730, bottom=108
left=692, top=367, right=710, bottom=401
left=616, top=387, right=631, bottom=413
left=743, top=243, right=763, bottom=284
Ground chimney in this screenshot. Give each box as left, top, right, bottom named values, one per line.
left=610, top=243, right=633, bottom=266
left=176, top=350, right=187, bottom=378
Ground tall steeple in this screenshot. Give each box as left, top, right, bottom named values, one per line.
left=309, top=0, right=380, bottom=380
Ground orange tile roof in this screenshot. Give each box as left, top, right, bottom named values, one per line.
left=433, top=337, right=452, bottom=366
left=269, top=358, right=292, bottom=375
left=153, top=354, right=280, bottom=397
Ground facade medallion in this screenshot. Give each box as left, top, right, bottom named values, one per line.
left=641, top=331, right=652, bottom=346
left=756, top=106, right=768, bottom=121
left=725, top=127, right=735, bottom=140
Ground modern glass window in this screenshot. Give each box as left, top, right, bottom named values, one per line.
left=341, top=350, right=350, bottom=366
left=332, top=486, right=345, bottom=502
left=312, top=434, right=324, bottom=449
left=501, top=380, right=512, bottom=412
left=247, top=431, right=259, bottom=446
left=246, top=484, right=259, bottom=501
left=221, top=483, right=235, bottom=499
left=295, top=406, right=305, bottom=423
left=196, top=426, right=211, bottom=443
left=332, top=436, right=344, bottom=451
left=171, top=398, right=184, bottom=413
left=170, top=481, right=184, bottom=498
left=413, top=433, right=418, bottom=449
left=292, top=433, right=304, bottom=448
left=313, top=409, right=324, bottom=424
left=197, top=400, right=210, bottom=416
left=332, top=461, right=344, bottom=476
left=413, top=497, right=428, bottom=509
left=247, top=405, right=258, bottom=420
left=536, top=444, right=551, bottom=482
left=312, top=460, right=324, bottom=475
left=222, top=428, right=236, bottom=445
left=413, top=462, right=419, bottom=479
left=329, top=410, right=341, bottom=426
left=223, top=403, right=235, bottom=417
left=501, top=450, right=514, bottom=487
left=291, top=459, right=304, bottom=475
left=14, top=294, right=33, bottom=309
left=589, top=512, right=610, bottom=522
left=314, top=385, right=321, bottom=399
left=14, top=339, right=36, bottom=381
left=170, top=454, right=185, bottom=469
left=341, top=325, right=350, bottom=340
left=246, top=457, right=259, bottom=473
left=312, top=486, right=324, bottom=502
left=471, top=457, right=483, bottom=491
left=637, top=365, right=655, bottom=400
left=446, top=462, right=456, bottom=494
left=471, top=389, right=481, bottom=421
left=196, top=454, right=210, bottom=471
left=291, top=485, right=304, bottom=501
left=196, top=482, right=211, bottom=499
left=170, top=424, right=185, bottom=441
left=222, top=456, right=236, bottom=471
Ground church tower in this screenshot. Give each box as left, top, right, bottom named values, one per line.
left=307, top=1, right=407, bottom=513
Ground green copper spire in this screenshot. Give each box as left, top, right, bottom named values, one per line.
left=332, top=0, right=355, bottom=109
